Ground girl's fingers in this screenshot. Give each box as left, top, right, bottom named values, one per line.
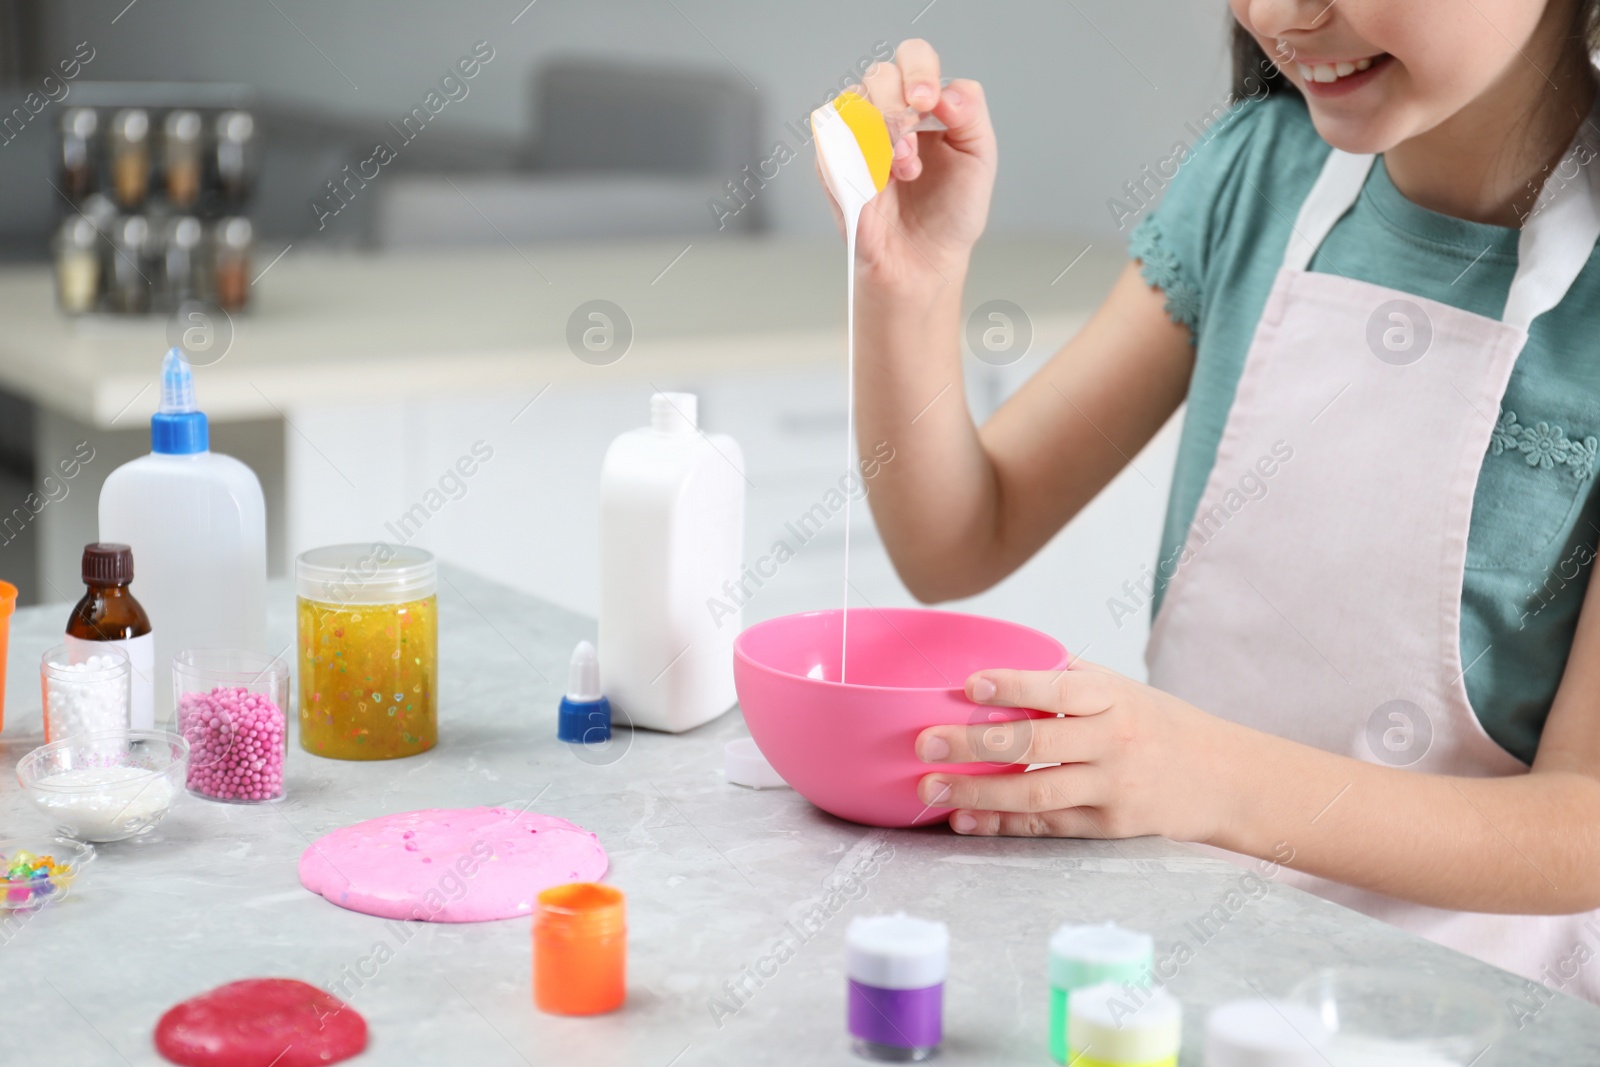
left=931, top=77, right=995, bottom=160
left=860, top=63, right=923, bottom=181
left=966, top=664, right=1117, bottom=718
left=916, top=713, right=1106, bottom=766
left=888, top=118, right=922, bottom=182
left=894, top=38, right=942, bottom=111
left=949, top=806, right=1107, bottom=838
left=918, top=763, right=1107, bottom=813
left=861, top=61, right=907, bottom=117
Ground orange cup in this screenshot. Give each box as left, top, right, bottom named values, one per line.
left=533, top=882, right=626, bottom=1016
left=0, top=580, right=15, bottom=733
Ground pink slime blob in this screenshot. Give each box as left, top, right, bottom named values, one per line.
left=299, top=807, right=609, bottom=923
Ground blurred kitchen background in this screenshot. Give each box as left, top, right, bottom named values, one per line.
left=0, top=0, right=1229, bottom=679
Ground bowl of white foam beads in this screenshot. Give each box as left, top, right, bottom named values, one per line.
left=17, top=730, right=189, bottom=843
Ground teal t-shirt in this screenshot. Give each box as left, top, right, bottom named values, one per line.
left=1131, top=94, right=1600, bottom=765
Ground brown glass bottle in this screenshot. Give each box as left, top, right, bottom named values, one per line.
left=66, top=543, right=156, bottom=729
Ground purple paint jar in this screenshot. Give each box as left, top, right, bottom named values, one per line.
left=845, top=913, right=949, bottom=1062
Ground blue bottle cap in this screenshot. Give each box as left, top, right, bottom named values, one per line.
left=558, top=697, right=612, bottom=744
left=151, top=347, right=209, bottom=455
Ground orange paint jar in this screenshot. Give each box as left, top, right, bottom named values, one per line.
left=533, top=883, right=626, bottom=1016
left=0, top=580, right=16, bottom=732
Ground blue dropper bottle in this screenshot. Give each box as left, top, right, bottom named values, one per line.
left=558, top=640, right=612, bottom=744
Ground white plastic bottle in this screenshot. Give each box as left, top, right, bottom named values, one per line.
left=99, top=348, right=268, bottom=722
left=600, top=392, right=743, bottom=733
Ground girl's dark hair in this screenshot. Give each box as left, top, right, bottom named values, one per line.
left=1230, top=22, right=1295, bottom=103
left=1229, top=3, right=1600, bottom=102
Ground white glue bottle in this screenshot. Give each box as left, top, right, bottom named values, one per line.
left=99, top=348, right=268, bottom=722
left=599, top=391, right=743, bottom=733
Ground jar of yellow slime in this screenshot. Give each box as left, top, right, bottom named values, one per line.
left=295, top=543, right=437, bottom=760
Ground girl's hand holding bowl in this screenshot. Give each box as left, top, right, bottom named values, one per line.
left=917, top=663, right=1240, bottom=844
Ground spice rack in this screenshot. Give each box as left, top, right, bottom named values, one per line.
left=52, top=83, right=257, bottom=317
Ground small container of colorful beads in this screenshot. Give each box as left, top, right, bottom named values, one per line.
left=174, top=649, right=288, bottom=803
left=0, top=837, right=95, bottom=911
left=295, top=543, right=437, bottom=761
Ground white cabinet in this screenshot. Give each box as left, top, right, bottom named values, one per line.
left=281, top=357, right=1179, bottom=682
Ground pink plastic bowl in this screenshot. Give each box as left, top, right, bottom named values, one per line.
left=734, top=608, right=1069, bottom=828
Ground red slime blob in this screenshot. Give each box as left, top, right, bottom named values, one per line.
left=154, top=978, right=367, bottom=1067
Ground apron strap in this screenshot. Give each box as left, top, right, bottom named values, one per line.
left=1281, top=150, right=1375, bottom=273
left=1503, top=116, right=1600, bottom=331
left=1283, top=113, right=1600, bottom=331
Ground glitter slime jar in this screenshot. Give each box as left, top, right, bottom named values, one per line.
left=174, top=649, right=288, bottom=803
left=295, top=544, right=437, bottom=760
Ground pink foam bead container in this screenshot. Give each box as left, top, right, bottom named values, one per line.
left=734, top=608, right=1070, bottom=828
left=173, top=648, right=289, bottom=804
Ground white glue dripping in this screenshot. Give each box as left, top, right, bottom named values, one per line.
left=811, top=93, right=891, bottom=685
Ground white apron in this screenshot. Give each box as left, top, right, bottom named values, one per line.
left=1146, top=125, right=1600, bottom=1000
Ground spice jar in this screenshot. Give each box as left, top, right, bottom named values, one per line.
left=58, top=107, right=98, bottom=201
left=164, top=216, right=204, bottom=305
left=109, top=108, right=151, bottom=208
left=55, top=216, right=101, bottom=314
left=109, top=214, right=151, bottom=313
left=213, top=216, right=251, bottom=312
left=296, top=544, right=437, bottom=760
left=41, top=643, right=132, bottom=742
left=214, top=110, right=255, bottom=205
left=174, top=648, right=288, bottom=803
left=533, top=883, right=626, bottom=1015
left=162, top=109, right=202, bottom=209
left=81, top=192, right=116, bottom=233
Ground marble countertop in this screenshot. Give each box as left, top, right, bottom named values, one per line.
left=2, top=568, right=1596, bottom=1064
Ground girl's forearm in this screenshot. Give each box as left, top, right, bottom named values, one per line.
left=854, top=262, right=1005, bottom=600
left=854, top=261, right=1193, bottom=601
left=1208, top=721, right=1600, bottom=914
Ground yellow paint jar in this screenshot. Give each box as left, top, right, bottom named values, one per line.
left=296, top=544, right=437, bottom=760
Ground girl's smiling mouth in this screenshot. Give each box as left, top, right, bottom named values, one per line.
left=1292, top=52, right=1394, bottom=96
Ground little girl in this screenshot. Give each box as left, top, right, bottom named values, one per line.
left=839, top=2, right=1600, bottom=999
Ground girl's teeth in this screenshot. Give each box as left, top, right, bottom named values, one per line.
left=1295, top=57, right=1378, bottom=83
